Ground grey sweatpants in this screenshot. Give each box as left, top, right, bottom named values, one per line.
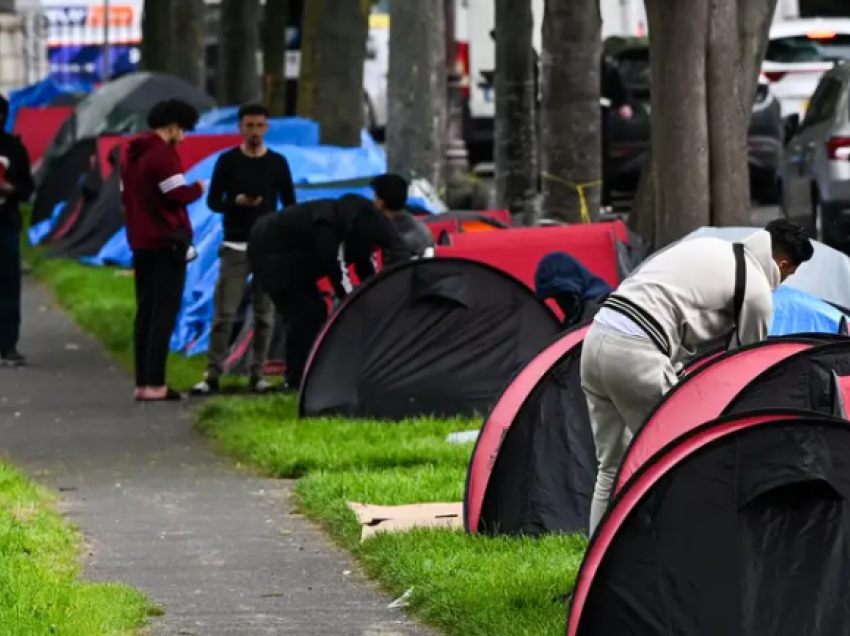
left=580, top=322, right=677, bottom=535
left=206, top=245, right=275, bottom=381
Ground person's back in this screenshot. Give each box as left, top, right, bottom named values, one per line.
left=606, top=231, right=778, bottom=363
left=392, top=210, right=435, bottom=259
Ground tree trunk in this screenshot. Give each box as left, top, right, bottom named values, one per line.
left=644, top=0, right=711, bottom=247
left=386, top=1, right=447, bottom=190
left=540, top=0, right=602, bottom=224
left=494, top=0, right=538, bottom=225
left=628, top=156, right=657, bottom=247
left=218, top=0, right=260, bottom=104
left=262, top=0, right=289, bottom=116
left=707, top=0, right=749, bottom=226
left=170, top=0, right=206, bottom=88
left=298, top=0, right=369, bottom=146
left=140, top=0, right=172, bottom=73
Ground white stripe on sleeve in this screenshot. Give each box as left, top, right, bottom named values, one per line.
left=337, top=245, right=353, bottom=293
left=159, top=173, right=186, bottom=193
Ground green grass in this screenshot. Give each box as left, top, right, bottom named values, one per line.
left=196, top=396, right=478, bottom=477
left=33, top=247, right=589, bottom=635
left=29, top=254, right=205, bottom=391
left=0, top=461, right=154, bottom=635
left=295, top=467, right=586, bottom=636
left=197, top=397, right=588, bottom=636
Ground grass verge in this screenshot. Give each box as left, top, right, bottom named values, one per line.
left=0, top=461, right=154, bottom=634
left=28, top=254, right=205, bottom=391
left=197, top=398, right=588, bottom=635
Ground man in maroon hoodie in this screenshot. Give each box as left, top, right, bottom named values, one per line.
left=122, top=99, right=205, bottom=401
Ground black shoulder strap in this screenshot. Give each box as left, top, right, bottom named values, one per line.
left=732, top=243, right=747, bottom=347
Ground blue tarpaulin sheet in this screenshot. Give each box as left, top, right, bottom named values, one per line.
left=5, top=78, right=93, bottom=131
left=769, top=284, right=844, bottom=336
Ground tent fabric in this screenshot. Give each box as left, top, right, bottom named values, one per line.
left=613, top=339, right=819, bottom=494
left=195, top=114, right=320, bottom=147
left=682, top=226, right=850, bottom=310
left=31, top=138, right=98, bottom=224
left=434, top=221, right=637, bottom=290
left=771, top=285, right=846, bottom=335
left=298, top=257, right=562, bottom=420
left=12, top=106, right=74, bottom=167
left=566, top=411, right=850, bottom=636
left=424, top=210, right=512, bottom=242
left=465, top=323, right=594, bottom=536
left=4, top=77, right=92, bottom=132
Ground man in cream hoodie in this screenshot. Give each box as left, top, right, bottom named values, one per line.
left=581, top=219, right=814, bottom=534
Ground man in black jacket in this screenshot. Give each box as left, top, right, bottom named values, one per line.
left=192, top=103, right=296, bottom=396
left=0, top=95, right=35, bottom=367
left=601, top=56, right=633, bottom=211
left=248, top=194, right=405, bottom=388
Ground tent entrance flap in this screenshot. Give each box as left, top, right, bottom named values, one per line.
left=411, top=266, right=469, bottom=306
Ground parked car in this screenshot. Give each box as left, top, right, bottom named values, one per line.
left=779, top=61, right=850, bottom=252
left=606, top=43, right=784, bottom=207
left=763, top=18, right=850, bottom=119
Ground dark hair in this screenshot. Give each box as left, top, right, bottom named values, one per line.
left=765, top=219, right=814, bottom=266
left=238, top=103, right=269, bottom=120
left=146, top=99, right=200, bottom=131
left=370, top=173, right=409, bottom=211
left=0, top=93, right=8, bottom=126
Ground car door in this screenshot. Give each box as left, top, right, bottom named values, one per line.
left=784, top=77, right=841, bottom=224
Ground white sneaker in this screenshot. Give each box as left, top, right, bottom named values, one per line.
left=190, top=379, right=220, bottom=396
left=251, top=378, right=274, bottom=394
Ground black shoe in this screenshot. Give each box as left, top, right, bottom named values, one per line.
left=136, top=387, right=184, bottom=402
left=1, top=350, right=26, bottom=367
left=190, top=378, right=220, bottom=396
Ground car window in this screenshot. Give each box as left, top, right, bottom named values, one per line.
left=766, top=35, right=850, bottom=63
left=804, top=77, right=843, bottom=125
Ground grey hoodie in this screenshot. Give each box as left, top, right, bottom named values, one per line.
left=609, top=230, right=780, bottom=364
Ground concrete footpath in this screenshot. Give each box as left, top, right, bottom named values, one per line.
left=0, top=281, right=431, bottom=636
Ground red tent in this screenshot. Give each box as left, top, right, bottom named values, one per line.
left=424, top=210, right=512, bottom=242
left=435, top=221, right=633, bottom=289
left=13, top=106, right=73, bottom=168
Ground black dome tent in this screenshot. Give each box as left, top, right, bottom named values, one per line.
left=298, top=257, right=562, bottom=420
left=465, top=323, right=595, bottom=537
left=613, top=336, right=850, bottom=495
left=466, top=332, right=849, bottom=538
left=565, top=410, right=850, bottom=636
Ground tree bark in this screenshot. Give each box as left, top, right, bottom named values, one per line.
left=140, top=0, right=172, bottom=73
left=707, top=0, right=749, bottom=226
left=540, top=0, right=602, bottom=224
left=386, top=1, right=447, bottom=190
left=298, top=0, right=369, bottom=146
left=737, top=0, right=779, bottom=113
left=494, top=0, right=538, bottom=225
left=644, top=0, right=710, bottom=247
left=628, top=156, right=657, bottom=247
left=262, top=0, right=289, bottom=116
left=170, top=0, right=206, bottom=88
left=218, top=0, right=261, bottom=104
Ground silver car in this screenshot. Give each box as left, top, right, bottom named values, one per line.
left=780, top=61, right=850, bottom=251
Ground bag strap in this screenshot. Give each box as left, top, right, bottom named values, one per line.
left=732, top=243, right=747, bottom=347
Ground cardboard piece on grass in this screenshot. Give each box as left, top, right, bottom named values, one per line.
left=347, top=502, right=463, bottom=541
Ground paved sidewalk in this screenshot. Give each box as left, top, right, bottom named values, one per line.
left=0, top=281, right=430, bottom=636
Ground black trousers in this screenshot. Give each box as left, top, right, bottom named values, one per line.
left=132, top=248, right=186, bottom=387
left=268, top=283, right=328, bottom=388
left=0, top=229, right=21, bottom=355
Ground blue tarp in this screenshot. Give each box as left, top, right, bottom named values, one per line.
left=194, top=116, right=320, bottom=147
left=769, top=284, right=844, bottom=337
left=5, top=78, right=93, bottom=131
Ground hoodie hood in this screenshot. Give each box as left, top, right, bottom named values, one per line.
left=742, top=229, right=782, bottom=291
left=126, top=131, right=163, bottom=163
left=535, top=251, right=613, bottom=301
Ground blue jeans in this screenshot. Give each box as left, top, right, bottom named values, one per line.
left=0, top=229, right=22, bottom=354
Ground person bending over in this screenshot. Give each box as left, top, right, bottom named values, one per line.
left=0, top=94, right=34, bottom=366
left=248, top=194, right=405, bottom=389
left=580, top=219, right=813, bottom=535
left=192, top=103, right=295, bottom=397
left=535, top=251, right=613, bottom=330
left=371, top=173, right=434, bottom=259
left=122, top=99, right=205, bottom=401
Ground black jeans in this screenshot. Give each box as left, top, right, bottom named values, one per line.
left=269, top=283, right=328, bottom=388
left=132, top=248, right=186, bottom=387
left=0, top=229, right=22, bottom=355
